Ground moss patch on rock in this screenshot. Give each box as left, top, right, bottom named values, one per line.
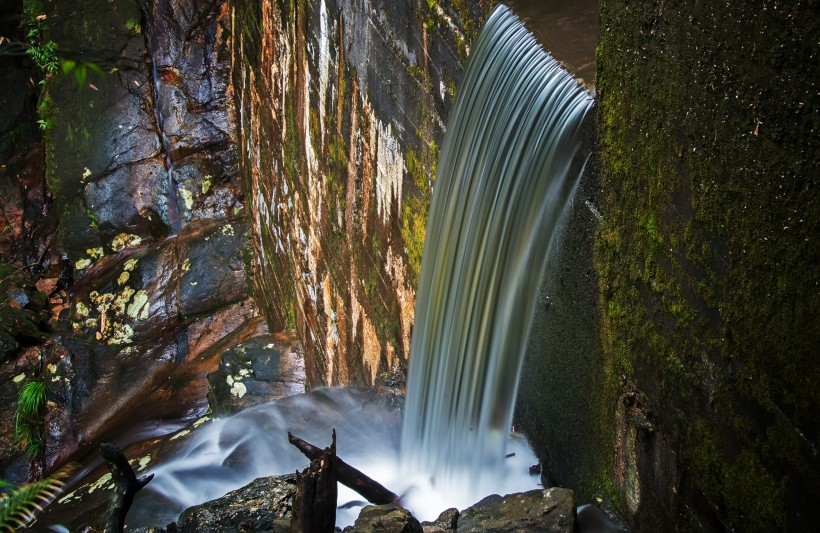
left=596, top=0, right=819, bottom=529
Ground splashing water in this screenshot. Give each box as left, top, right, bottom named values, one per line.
left=125, top=388, right=536, bottom=527
left=399, top=3, right=592, bottom=505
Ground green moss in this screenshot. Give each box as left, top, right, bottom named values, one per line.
left=399, top=140, right=439, bottom=287
left=284, top=297, right=296, bottom=331
left=597, top=0, right=819, bottom=528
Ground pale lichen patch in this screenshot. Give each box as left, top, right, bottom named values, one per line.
left=135, top=454, right=151, bottom=471
left=127, top=290, right=149, bottom=320
left=170, top=429, right=190, bottom=441
left=113, top=286, right=136, bottom=314
left=87, top=247, right=104, bottom=259
left=103, top=322, right=134, bottom=345
left=88, top=472, right=112, bottom=493
left=230, top=381, right=247, bottom=398
left=58, top=489, right=78, bottom=504
left=181, top=188, right=194, bottom=210
left=75, top=258, right=92, bottom=270
left=123, top=258, right=139, bottom=272
left=111, top=233, right=142, bottom=251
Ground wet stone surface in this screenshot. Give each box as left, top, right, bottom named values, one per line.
left=457, top=487, right=576, bottom=532
left=345, top=504, right=423, bottom=533
left=170, top=474, right=297, bottom=533
left=207, top=333, right=306, bottom=416
left=420, top=508, right=459, bottom=532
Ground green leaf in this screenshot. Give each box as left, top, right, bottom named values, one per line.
left=60, top=59, right=76, bottom=74
left=84, top=61, right=105, bottom=76
left=74, top=65, right=87, bottom=87
left=0, top=464, right=76, bottom=531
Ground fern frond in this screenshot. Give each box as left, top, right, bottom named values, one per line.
left=0, top=463, right=77, bottom=531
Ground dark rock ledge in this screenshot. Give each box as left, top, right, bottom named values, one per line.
left=133, top=481, right=577, bottom=533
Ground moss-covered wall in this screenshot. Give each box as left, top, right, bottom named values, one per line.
left=233, top=0, right=496, bottom=386
left=516, top=143, right=617, bottom=505
left=595, top=0, right=819, bottom=529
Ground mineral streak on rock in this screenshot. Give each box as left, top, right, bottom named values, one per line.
left=233, top=0, right=492, bottom=387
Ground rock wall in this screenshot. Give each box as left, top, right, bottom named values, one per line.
left=233, top=0, right=495, bottom=386
left=590, top=0, right=819, bottom=530
left=1, top=0, right=269, bottom=481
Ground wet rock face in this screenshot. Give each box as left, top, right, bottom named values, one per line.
left=48, top=218, right=258, bottom=470
left=43, top=0, right=239, bottom=262
left=233, top=0, right=494, bottom=387
left=595, top=0, right=819, bottom=530
left=157, top=484, right=575, bottom=533
left=0, top=0, right=256, bottom=480
left=420, top=507, right=459, bottom=532
left=207, top=332, right=306, bottom=415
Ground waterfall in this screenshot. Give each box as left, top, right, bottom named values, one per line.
left=400, top=4, right=593, bottom=500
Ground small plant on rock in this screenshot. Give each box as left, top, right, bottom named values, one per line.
left=0, top=463, right=76, bottom=530
left=13, top=380, right=48, bottom=460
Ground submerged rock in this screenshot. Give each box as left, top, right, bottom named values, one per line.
left=457, top=487, right=576, bottom=532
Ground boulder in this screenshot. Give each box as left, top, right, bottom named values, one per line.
left=420, top=508, right=458, bottom=532
left=172, top=474, right=296, bottom=533
left=456, top=487, right=576, bottom=532
left=345, top=504, right=423, bottom=533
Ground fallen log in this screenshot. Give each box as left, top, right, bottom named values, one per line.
left=99, top=442, right=154, bottom=533
left=290, top=432, right=338, bottom=533
left=288, top=430, right=399, bottom=505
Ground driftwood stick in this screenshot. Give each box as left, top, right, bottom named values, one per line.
left=288, top=430, right=399, bottom=505
left=290, top=430, right=337, bottom=533
left=99, top=442, right=154, bottom=533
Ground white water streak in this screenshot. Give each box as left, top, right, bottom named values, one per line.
left=400, top=5, right=593, bottom=501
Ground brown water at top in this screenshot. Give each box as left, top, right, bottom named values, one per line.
left=505, top=0, right=599, bottom=87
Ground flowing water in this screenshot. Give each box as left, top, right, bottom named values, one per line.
left=83, top=387, right=535, bottom=529
left=400, top=4, right=593, bottom=505
left=45, top=4, right=596, bottom=530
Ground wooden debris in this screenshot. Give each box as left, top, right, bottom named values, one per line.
left=288, top=430, right=399, bottom=505
left=99, top=442, right=153, bottom=533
